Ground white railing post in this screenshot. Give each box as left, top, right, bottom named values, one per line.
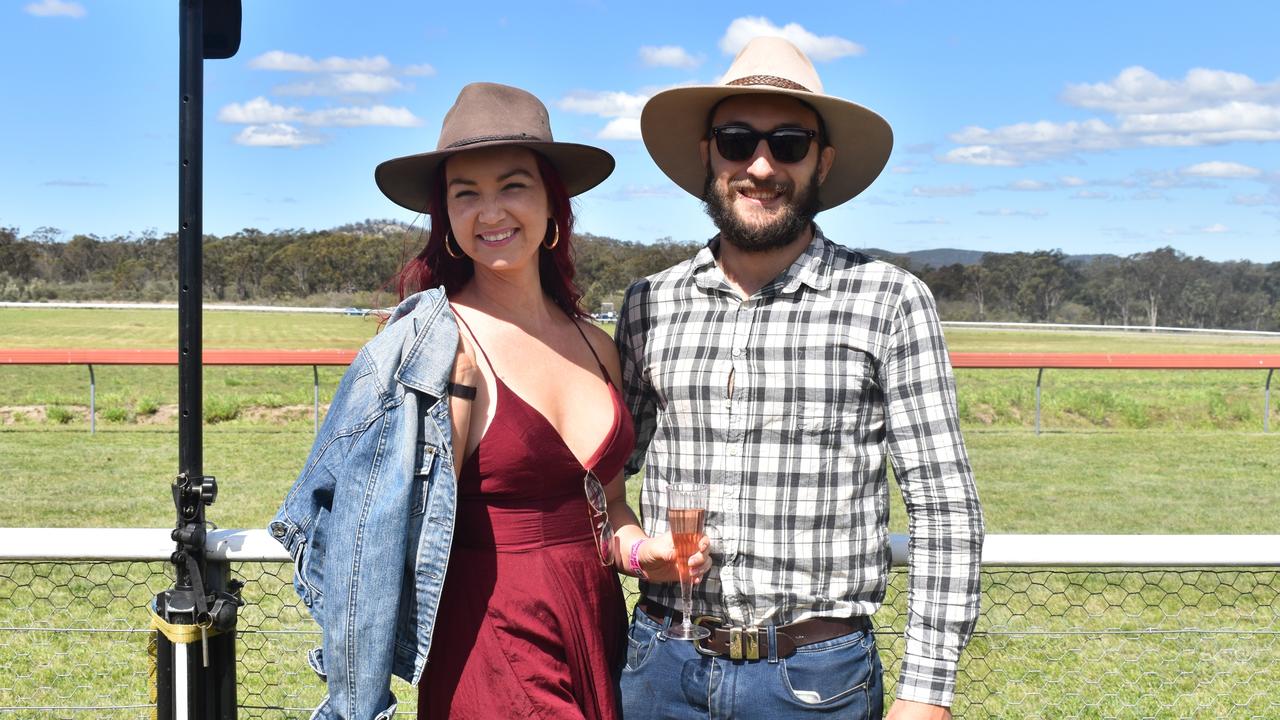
left=313, top=365, right=320, bottom=435
left=87, top=364, right=96, bottom=435
left=1035, top=367, right=1044, bottom=435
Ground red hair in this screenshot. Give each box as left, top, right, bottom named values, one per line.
left=393, top=151, right=586, bottom=318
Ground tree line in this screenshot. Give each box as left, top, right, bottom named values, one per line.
left=901, top=248, right=1280, bottom=331
left=2, top=223, right=1278, bottom=330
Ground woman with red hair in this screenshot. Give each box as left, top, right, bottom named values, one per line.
left=383, top=82, right=715, bottom=720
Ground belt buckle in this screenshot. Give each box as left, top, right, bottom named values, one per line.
left=692, top=616, right=723, bottom=657
left=728, top=626, right=760, bottom=660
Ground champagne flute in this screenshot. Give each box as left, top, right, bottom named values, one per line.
left=663, top=482, right=710, bottom=640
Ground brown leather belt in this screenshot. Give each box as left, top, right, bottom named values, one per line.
left=639, top=602, right=871, bottom=661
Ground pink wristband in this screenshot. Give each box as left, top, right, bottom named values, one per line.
left=629, top=539, right=649, bottom=580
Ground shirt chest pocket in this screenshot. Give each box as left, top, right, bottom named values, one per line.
left=794, top=344, right=877, bottom=434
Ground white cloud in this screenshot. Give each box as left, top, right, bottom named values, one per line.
left=1231, top=193, right=1279, bottom=206
left=640, top=45, right=702, bottom=70
left=939, top=145, right=1021, bottom=167
left=1199, top=223, right=1230, bottom=234
left=275, top=73, right=405, bottom=97
left=24, top=0, right=84, bottom=18
left=947, top=119, right=1120, bottom=164
left=1063, top=66, right=1280, bottom=114
left=307, top=105, right=421, bottom=127
left=719, top=17, right=864, bottom=62
left=218, top=97, right=303, bottom=124
left=1181, top=161, right=1262, bottom=179
left=1073, top=190, right=1111, bottom=199
left=248, top=51, right=391, bottom=73
left=598, top=118, right=643, bottom=140
left=945, top=67, right=1280, bottom=165
left=218, top=97, right=420, bottom=127
left=402, top=64, right=437, bottom=77
left=897, top=217, right=949, bottom=225
left=1008, top=180, right=1051, bottom=191
left=1122, top=102, right=1280, bottom=141
left=234, top=124, right=323, bottom=148
left=978, top=208, right=1048, bottom=218
left=1059, top=176, right=1087, bottom=187
left=912, top=184, right=975, bottom=198
left=558, top=91, right=650, bottom=118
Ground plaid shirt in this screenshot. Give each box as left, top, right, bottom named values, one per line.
left=617, top=226, right=984, bottom=706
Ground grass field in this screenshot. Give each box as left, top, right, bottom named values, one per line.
left=1, top=307, right=1279, bottom=717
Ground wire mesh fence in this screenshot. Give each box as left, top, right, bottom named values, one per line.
left=0, top=559, right=1278, bottom=718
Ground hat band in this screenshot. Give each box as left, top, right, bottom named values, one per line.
left=726, top=75, right=812, bottom=93
left=445, top=132, right=543, bottom=149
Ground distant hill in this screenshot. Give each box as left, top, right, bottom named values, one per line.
left=860, top=247, right=988, bottom=268
left=331, top=219, right=417, bottom=238
left=861, top=247, right=1119, bottom=268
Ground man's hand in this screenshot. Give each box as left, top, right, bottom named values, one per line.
left=886, top=699, right=951, bottom=720
left=636, top=533, right=712, bottom=584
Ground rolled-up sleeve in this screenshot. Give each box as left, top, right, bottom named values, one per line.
left=881, top=275, right=985, bottom=707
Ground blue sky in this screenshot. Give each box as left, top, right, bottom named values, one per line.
left=3, top=1, right=1279, bottom=262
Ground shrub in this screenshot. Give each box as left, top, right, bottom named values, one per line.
left=204, top=398, right=241, bottom=424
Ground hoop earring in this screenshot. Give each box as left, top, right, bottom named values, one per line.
left=543, top=220, right=560, bottom=250
left=444, top=231, right=465, bottom=260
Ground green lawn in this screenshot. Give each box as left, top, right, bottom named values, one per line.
left=2, top=428, right=1276, bottom=534
left=0, top=307, right=379, bottom=350
left=2, top=307, right=1279, bottom=717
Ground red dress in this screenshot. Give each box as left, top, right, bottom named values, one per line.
left=419, top=317, right=633, bottom=719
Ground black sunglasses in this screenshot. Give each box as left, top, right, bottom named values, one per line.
left=710, top=125, right=818, bottom=164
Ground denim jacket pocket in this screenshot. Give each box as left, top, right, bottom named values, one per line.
left=293, top=512, right=328, bottom=608
left=410, top=443, right=439, bottom=517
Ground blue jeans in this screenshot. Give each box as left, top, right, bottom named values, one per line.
left=620, top=608, right=883, bottom=719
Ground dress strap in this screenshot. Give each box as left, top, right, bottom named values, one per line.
left=450, top=305, right=496, bottom=375
left=568, top=317, right=612, bottom=381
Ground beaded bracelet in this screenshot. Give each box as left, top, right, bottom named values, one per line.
left=629, top=538, right=648, bottom=580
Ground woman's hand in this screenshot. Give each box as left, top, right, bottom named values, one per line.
left=636, top=533, right=713, bottom=585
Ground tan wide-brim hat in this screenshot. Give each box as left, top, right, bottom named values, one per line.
left=376, top=82, right=615, bottom=213
left=641, top=36, right=893, bottom=211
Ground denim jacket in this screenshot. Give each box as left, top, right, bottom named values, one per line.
left=269, top=288, right=458, bottom=720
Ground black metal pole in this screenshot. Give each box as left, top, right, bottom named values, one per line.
left=155, top=2, right=242, bottom=717
left=154, top=4, right=209, bottom=716
left=178, top=1, right=204, bottom=509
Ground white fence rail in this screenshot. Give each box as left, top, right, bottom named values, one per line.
left=5, top=528, right=1280, bottom=566
left=0, top=530, right=1278, bottom=718
left=942, top=320, right=1280, bottom=338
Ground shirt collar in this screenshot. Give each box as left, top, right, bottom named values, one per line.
left=689, top=224, right=834, bottom=296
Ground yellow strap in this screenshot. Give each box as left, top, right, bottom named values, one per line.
left=148, top=604, right=225, bottom=644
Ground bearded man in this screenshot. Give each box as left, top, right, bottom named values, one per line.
left=615, top=37, right=985, bottom=720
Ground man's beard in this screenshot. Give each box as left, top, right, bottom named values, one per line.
left=701, top=165, right=821, bottom=253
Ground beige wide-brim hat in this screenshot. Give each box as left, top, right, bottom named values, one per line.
left=376, top=82, right=615, bottom=213
left=641, top=36, right=893, bottom=211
